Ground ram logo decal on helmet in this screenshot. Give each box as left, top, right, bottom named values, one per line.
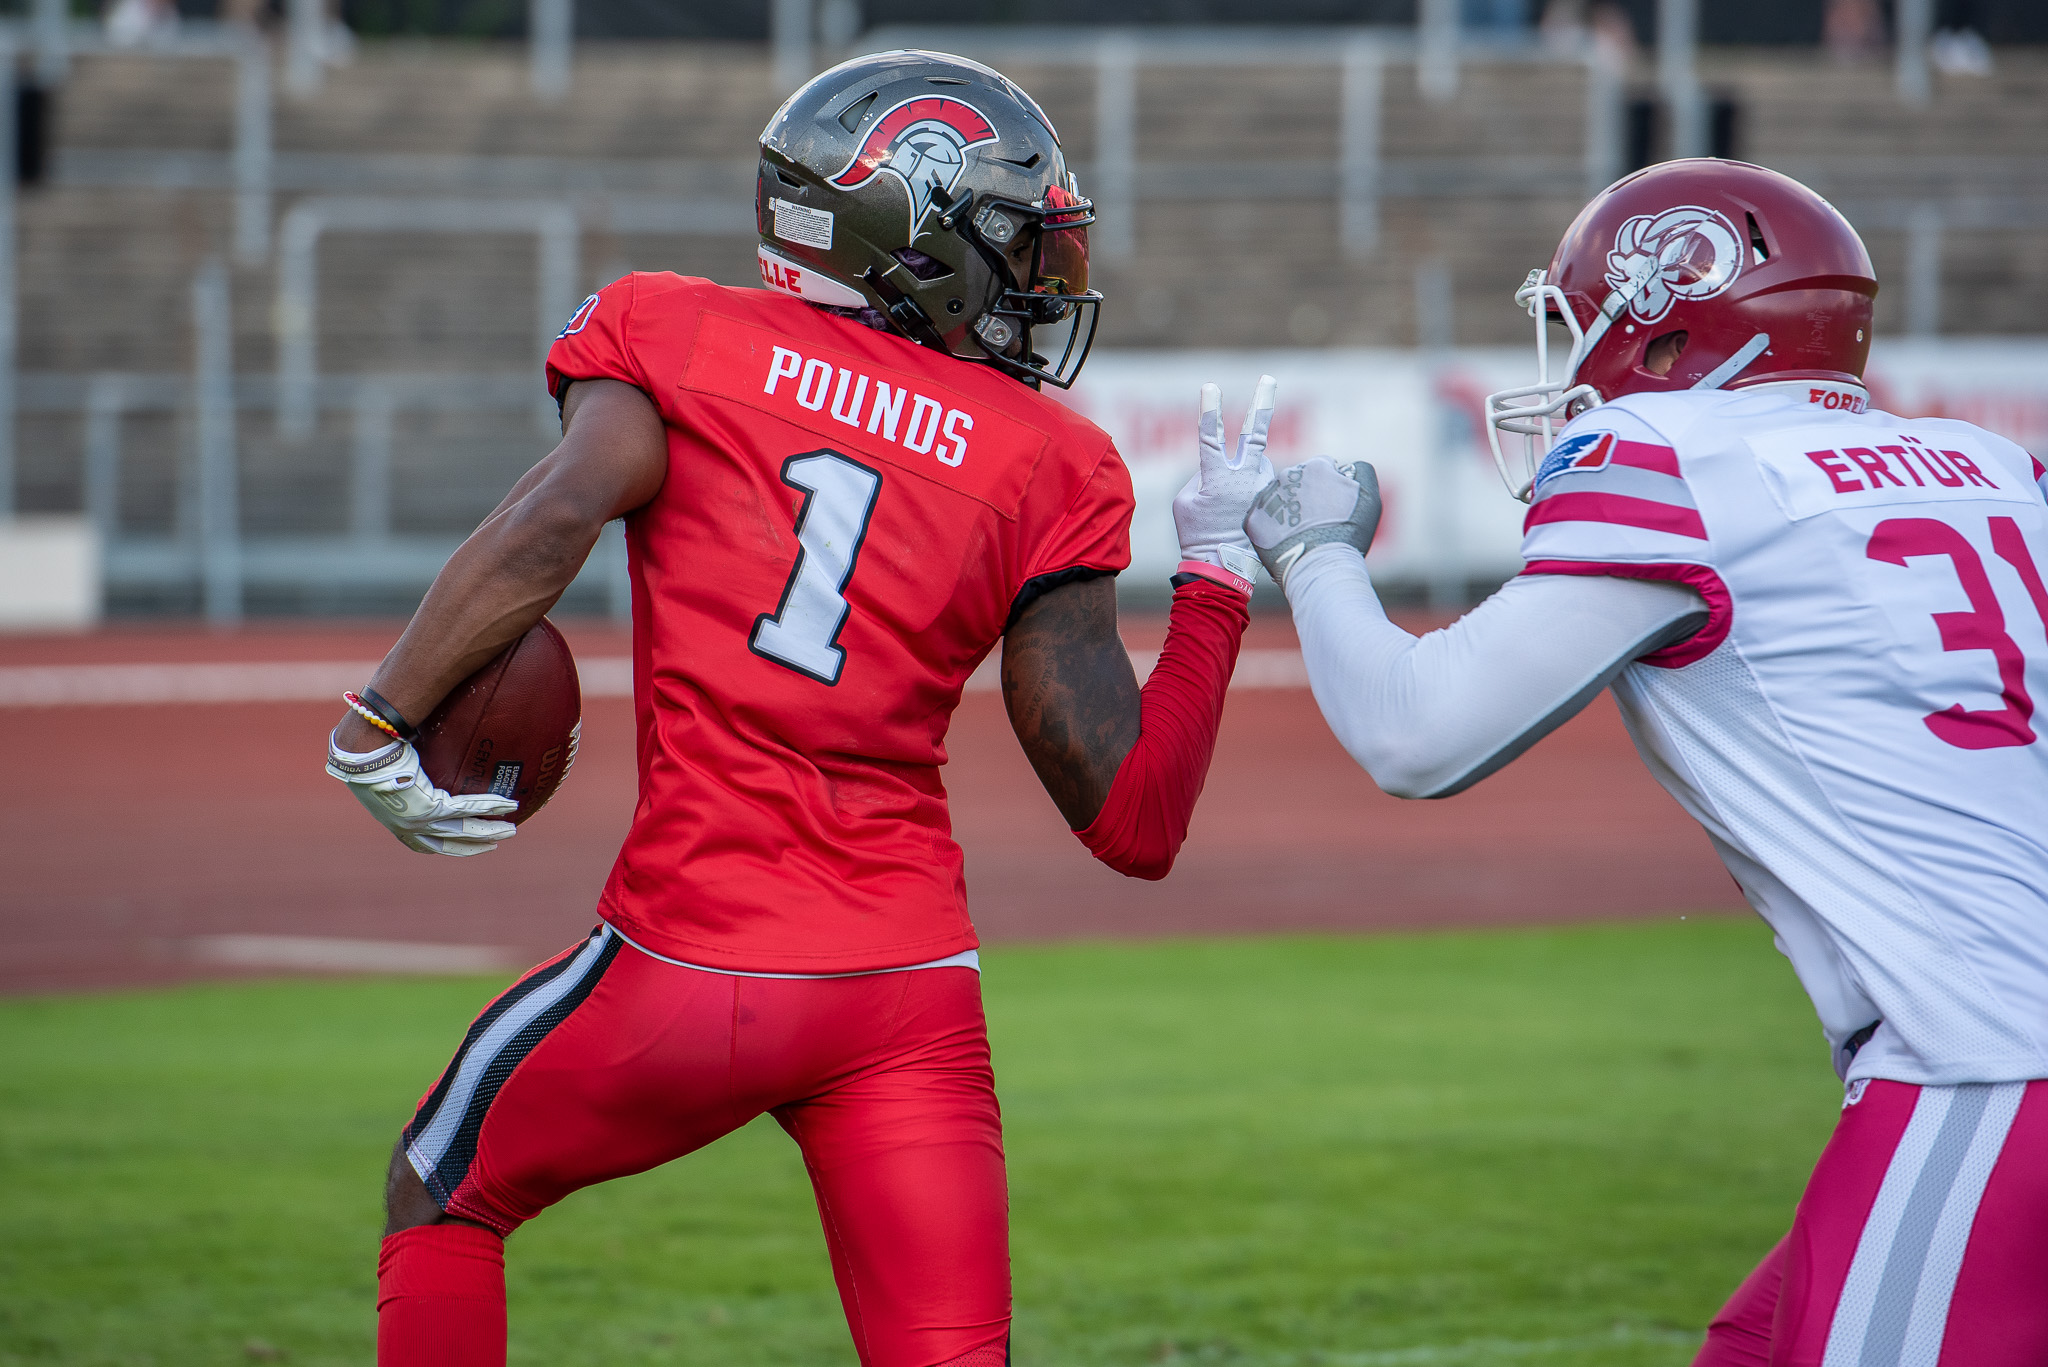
left=827, top=96, right=1000, bottom=238
left=1606, top=206, right=1745, bottom=325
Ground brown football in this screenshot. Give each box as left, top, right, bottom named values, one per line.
left=415, top=617, right=582, bottom=826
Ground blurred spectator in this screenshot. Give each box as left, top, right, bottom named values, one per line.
left=104, top=0, right=178, bottom=46
left=1823, top=0, right=1885, bottom=63
left=1588, top=3, right=1637, bottom=64
left=1932, top=0, right=1993, bottom=75
left=1540, top=0, right=1637, bottom=65
left=1931, top=28, right=1992, bottom=74
left=212, top=0, right=355, bottom=68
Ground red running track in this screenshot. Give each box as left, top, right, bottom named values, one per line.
left=0, top=617, right=1743, bottom=993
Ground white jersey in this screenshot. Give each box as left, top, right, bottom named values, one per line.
left=1522, top=383, right=2048, bottom=1087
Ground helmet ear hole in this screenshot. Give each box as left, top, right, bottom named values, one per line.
left=1646, top=329, right=1689, bottom=376
left=891, top=248, right=954, bottom=282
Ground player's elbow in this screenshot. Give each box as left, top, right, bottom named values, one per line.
left=1088, top=845, right=1176, bottom=881
left=1372, top=762, right=1451, bottom=801
left=1339, top=731, right=1459, bottom=801
left=1075, top=809, right=1183, bottom=880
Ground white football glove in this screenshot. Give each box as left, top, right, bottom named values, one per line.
left=326, top=735, right=519, bottom=857
left=1244, top=456, right=1384, bottom=593
left=1171, top=374, right=1278, bottom=589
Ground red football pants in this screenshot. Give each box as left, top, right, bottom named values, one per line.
left=1695, top=1078, right=2048, bottom=1367
left=395, top=926, right=1009, bottom=1367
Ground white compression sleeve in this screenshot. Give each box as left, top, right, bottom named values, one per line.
left=1284, top=546, right=1709, bottom=799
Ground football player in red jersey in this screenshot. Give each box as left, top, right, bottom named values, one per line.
left=323, top=50, right=1274, bottom=1367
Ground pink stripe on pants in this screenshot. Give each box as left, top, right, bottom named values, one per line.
left=1695, top=1078, right=2047, bottom=1367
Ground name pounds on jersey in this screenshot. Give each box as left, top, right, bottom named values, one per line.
left=766, top=345, right=974, bottom=468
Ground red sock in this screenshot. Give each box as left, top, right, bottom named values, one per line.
left=377, top=1223, right=507, bottom=1367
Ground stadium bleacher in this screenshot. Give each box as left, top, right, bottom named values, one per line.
left=9, top=7, right=2047, bottom=614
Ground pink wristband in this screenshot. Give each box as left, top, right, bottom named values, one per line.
left=1176, top=559, right=1254, bottom=597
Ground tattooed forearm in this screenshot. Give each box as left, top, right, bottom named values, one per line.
left=1002, top=575, right=1141, bottom=829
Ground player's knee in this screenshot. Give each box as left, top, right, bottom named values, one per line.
left=383, top=1139, right=449, bottom=1235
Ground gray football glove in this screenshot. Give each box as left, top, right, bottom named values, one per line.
left=1243, top=457, right=1383, bottom=592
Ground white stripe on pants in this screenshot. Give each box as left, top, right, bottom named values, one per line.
left=1822, top=1081, right=2026, bottom=1367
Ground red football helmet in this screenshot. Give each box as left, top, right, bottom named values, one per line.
left=1485, top=159, right=1879, bottom=500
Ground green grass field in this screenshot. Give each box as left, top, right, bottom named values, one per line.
left=0, top=920, right=1839, bottom=1367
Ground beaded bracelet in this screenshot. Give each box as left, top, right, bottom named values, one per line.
left=343, top=689, right=416, bottom=744
left=342, top=692, right=401, bottom=742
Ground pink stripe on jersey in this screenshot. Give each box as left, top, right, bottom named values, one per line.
left=1523, top=492, right=1709, bottom=540
left=1520, top=559, right=1730, bottom=667
left=1611, top=439, right=1682, bottom=477
left=2032, top=456, right=2044, bottom=483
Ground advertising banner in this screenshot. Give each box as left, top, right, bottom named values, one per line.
left=1061, top=341, right=2048, bottom=590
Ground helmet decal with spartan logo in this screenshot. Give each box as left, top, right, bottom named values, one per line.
left=827, top=96, right=1000, bottom=240
left=1605, top=205, right=1745, bottom=325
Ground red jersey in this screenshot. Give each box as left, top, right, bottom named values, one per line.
left=545, top=274, right=1134, bottom=973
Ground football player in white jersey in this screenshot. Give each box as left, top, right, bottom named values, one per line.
left=1247, top=159, right=2048, bottom=1366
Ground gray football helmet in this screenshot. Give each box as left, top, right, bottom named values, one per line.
left=757, top=49, right=1101, bottom=389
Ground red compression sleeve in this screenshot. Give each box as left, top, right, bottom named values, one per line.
left=1077, top=578, right=1250, bottom=880
left=377, top=1224, right=507, bottom=1367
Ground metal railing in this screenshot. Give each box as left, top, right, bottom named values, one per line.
left=274, top=197, right=581, bottom=440
left=856, top=24, right=1627, bottom=264
left=22, top=20, right=271, bottom=263
left=28, top=367, right=630, bottom=622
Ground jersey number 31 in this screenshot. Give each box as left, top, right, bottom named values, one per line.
left=1871, top=514, right=2048, bottom=751
left=751, top=451, right=883, bottom=686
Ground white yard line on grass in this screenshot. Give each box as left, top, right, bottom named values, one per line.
left=0, top=657, right=634, bottom=706
left=189, top=935, right=524, bottom=975
left=0, top=650, right=1310, bottom=707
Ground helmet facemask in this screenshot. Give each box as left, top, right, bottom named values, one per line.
left=1483, top=256, right=1670, bottom=503
left=957, top=186, right=1101, bottom=389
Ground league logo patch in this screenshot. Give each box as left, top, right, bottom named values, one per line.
left=827, top=96, right=999, bottom=239
left=489, top=762, right=523, bottom=800
left=1533, top=430, right=1617, bottom=488
left=557, top=293, right=600, bottom=339
left=1606, top=205, right=1743, bottom=325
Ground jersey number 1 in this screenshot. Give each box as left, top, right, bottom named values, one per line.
left=751, top=451, right=883, bottom=685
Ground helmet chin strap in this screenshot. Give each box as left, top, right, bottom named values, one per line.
left=1691, top=333, right=1773, bottom=391
left=859, top=265, right=948, bottom=351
